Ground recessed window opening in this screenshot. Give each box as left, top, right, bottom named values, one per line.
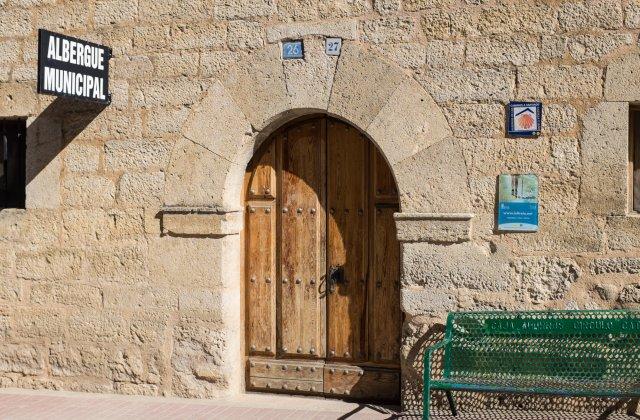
left=0, top=120, right=26, bottom=209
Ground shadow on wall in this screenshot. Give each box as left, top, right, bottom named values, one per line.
left=26, top=96, right=106, bottom=185
left=403, top=323, right=639, bottom=419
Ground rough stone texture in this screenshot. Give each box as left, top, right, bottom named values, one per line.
left=64, top=143, right=101, bottom=173
left=618, top=284, right=640, bottom=307
left=462, top=136, right=550, bottom=177
left=105, top=140, right=173, bottom=172
left=550, top=137, right=580, bottom=174
left=362, top=17, right=415, bottom=44
left=328, top=42, right=404, bottom=130
left=0, top=83, right=38, bottom=117
left=557, top=0, right=623, bottom=31
left=373, top=42, right=427, bottom=70
left=605, top=216, right=640, bottom=251
left=214, top=0, right=275, bottom=19
left=222, top=44, right=288, bottom=131
left=164, top=138, right=236, bottom=209
left=282, top=37, right=338, bottom=111
left=543, top=105, right=577, bottom=135
left=466, top=35, right=539, bottom=67
left=605, top=53, right=640, bottom=101
left=514, top=217, right=603, bottom=253
left=227, top=21, right=264, bottom=51
left=25, top=154, right=61, bottom=210
left=401, top=287, right=457, bottom=315
left=511, top=257, right=581, bottom=305
left=394, top=214, right=472, bottom=244
left=402, top=242, right=511, bottom=292
left=471, top=3, right=558, bottom=35
left=265, top=20, right=357, bottom=43
left=0, top=345, right=44, bottom=375
left=517, top=65, right=602, bottom=99
left=566, top=33, right=633, bottom=63
left=61, top=176, right=116, bottom=208
left=117, top=172, right=164, bottom=206
left=367, top=77, right=452, bottom=165
left=590, top=257, right=640, bottom=274
left=591, top=257, right=640, bottom=275
left=424, top=40, right=464, bottom=68
left=2, top=0, right=640, bottom=412
left=626, top=0, right=640, bottom=28
left=443, top=103, right=504, bottom=138
left=580, top=102, right=628, bottom=216
left=421, top=67, right=514, bottom=103
left=394, top=137, right=471, bottom=213
left=161, top=211, right=242, bottom=236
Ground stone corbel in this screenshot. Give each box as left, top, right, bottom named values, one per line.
left=160, top=207, right=242, bottom=237
left=394, top=212, right=474, bottom=244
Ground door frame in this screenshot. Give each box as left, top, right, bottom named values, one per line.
left=241, top=114, right=402, bottom=402
left=161, top=41, right=471, bottom=409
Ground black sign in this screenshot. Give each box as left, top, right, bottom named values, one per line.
left=37, top=29, right=111, bottom=104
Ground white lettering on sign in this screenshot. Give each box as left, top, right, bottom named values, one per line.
left=39, top=29, right=110, bottom=103
left=282, top=40, right=303, bottom=59
left=46, top=35, right=105, bottom=70
left=43, top=66, right=106, bottom=100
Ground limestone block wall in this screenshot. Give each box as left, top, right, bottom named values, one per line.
left=0, top=0, right=639, bottom=410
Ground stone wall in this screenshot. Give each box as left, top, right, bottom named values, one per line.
left=0, top=0, right=639, bottom=412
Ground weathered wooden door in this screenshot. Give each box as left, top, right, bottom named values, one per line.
left=244, top=117, right=401, bottom=402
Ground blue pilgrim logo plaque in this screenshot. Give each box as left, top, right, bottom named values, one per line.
left=507, top=102, right=542, bottom=137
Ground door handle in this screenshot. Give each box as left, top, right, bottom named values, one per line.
left=328, top=265, right=345, bottom=293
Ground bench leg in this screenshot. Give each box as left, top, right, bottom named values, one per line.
left=423, top=383, right=431, bottom=420
left=446, top=390, right=458, bottom=416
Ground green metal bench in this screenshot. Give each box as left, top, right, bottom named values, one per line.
left=423, top=310, right=640, bottom=420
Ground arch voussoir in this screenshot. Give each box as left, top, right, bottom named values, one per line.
left=394, top=137, right=471, bottom=214
left=327, top=42, right=405, bottom=131
left=367, top=77, right=452, bottom=166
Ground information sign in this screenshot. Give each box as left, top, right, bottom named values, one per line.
left=497, top=174, right=539, bottom=232
left=37, top=29, right=111, bottom=104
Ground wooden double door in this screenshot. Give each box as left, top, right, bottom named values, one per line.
left=244, top=117, right=401, bottom=402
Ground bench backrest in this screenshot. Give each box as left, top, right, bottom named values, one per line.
left=443, top=310, right=640, bottom=391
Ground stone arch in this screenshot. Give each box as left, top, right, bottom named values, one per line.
left=161, top=39, right=473, bottom=400
left=163, top=40, right=471, bottom=216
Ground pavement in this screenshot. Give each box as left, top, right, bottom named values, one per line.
left=0, top=388, right=637, bottom=419
left=0, top=388, right=401, bottom=419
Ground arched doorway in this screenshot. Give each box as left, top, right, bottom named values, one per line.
left=243, top=115, right=401, bottom=403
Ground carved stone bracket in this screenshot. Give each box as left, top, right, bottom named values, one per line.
left=394, top=212, right=474, bottom=244
left=160, top=207, right=242, bottom=237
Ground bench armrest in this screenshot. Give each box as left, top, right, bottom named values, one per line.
left=423, top=338, right=451, bottom=381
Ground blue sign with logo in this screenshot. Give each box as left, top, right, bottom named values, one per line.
left=497, top=174, right=539, bottom=232
left=507, top=102, right=542, bottom=137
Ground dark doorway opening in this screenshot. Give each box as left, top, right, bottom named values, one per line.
left=1, top=119, right=26, bottom=209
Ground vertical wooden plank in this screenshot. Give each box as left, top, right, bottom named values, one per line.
left=369, top=145, right=401, bottom=367
left=326, top=119, right=368, bottom=362
left=279, top=118, right=326, bottom=358
left=368, top=205, right=401, bottom=366
left=247, top=141, right=277, bottom=199
left=246, top=201, right=277, bottom=356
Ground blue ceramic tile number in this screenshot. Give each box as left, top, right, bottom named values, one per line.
left=282, top=40, right=303, bottom=59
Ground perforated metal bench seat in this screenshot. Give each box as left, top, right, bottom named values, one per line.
left=430, top=378, right=640, bottom=397
left=422, top=310, right=640, bottom=420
